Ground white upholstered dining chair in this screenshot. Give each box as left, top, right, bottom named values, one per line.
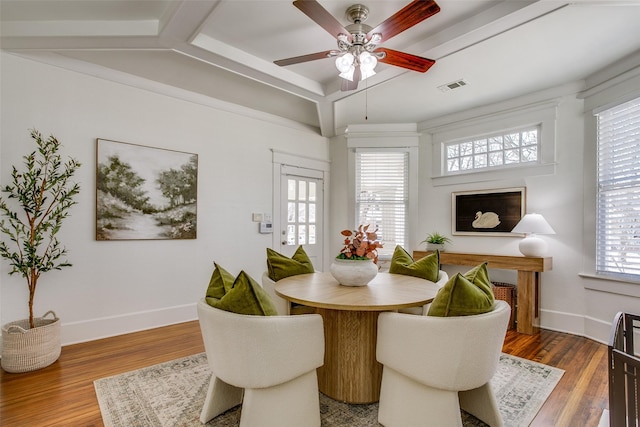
left=196, top=299, right=325, bottom=426
left=376, top=300, right=511, bottom=427
left=261, top=271, right=290, bottom=315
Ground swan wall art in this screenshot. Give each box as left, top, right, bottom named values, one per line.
left=452, top=188, right=525, bottom=236
left=472, top=211, right=501, bottom=229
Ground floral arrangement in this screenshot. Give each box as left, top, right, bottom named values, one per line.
left=337, top=224, right=383, bottom=264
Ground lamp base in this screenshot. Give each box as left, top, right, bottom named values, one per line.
left=518, top=235, right=548, bottom=257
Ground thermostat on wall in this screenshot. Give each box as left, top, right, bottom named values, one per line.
left=259, top=221, right=273, bottom=234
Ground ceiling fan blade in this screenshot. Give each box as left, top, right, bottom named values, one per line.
left=376, top=48, right=435, bottom=73
left=341, top=78, right=359, bottom=92
left=367, top=0, right=440, bottom=44
left=293, top=0, right=352, bottom=41
left=341, top=66, right=361, bottom=91
left=274, top=50, right=335, bottom=66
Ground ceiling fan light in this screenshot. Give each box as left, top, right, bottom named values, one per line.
left=359, top=51, right=377, bottom=80
left=360, top=67, right=376, bottom=80
left=335, top=52, right=355, bottom=73
left=339, top=68, right=355, bottom=81
left=359, top=51, right=377, bottom=70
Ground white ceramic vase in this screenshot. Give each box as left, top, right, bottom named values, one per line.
left=426, top=243, right=445, bottom=252
left=330, top=258, right=378, bottom=286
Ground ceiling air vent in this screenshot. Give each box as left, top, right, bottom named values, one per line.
left=438, top=79, right=468, bottom=92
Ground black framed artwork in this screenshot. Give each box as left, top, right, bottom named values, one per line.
left=452, top=187, right=526, bottom=236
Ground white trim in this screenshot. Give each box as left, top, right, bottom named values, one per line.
left=346, top=123, right=420, bottom=148
left=345, top=125, right=420, bottom=251
left=581, top=65, right=640, bottom=113
left=427, top=99, right=558, bottom=186
left=579, top=53, right=640, bottom=102
left=271, top=151, right=330, bottom=270
left=540, top=308, right=586, bottom=338
left=539, top=309, right=613, bottom=346
left=581, top=273, right=640, bottom=298
left=60, top=303, right=196, bottom=346
left=432, top=163, right=556, bottom=187
left=271, top=149, right=330, bottom=172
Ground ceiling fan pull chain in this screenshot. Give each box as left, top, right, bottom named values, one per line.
left=365, top=78, right=368, bottom=121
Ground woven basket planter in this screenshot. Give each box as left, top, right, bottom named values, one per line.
left=1, top=311, right=61, bottom=373
left=492, top=282, right=517, bottom=330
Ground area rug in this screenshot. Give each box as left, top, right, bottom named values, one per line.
left=94, top=352, right=563, bottom=427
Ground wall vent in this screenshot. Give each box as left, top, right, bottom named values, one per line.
left=438, top=79, right=468, bottom=92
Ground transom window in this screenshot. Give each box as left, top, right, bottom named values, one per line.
left=445, top=126, right=539, bottom=174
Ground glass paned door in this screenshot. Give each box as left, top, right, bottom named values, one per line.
left=281, top=173, right=323, bottom=268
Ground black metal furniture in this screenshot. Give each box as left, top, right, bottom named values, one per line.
left=608, top=312, right=640, bottom=427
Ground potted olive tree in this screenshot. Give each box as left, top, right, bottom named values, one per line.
left=0, top=129, right=80, bottom=373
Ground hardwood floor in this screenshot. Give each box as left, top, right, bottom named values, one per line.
left=0, top=322, right=608, bottom=426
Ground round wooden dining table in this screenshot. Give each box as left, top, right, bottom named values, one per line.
left=274, top=271, right=440, bottom=404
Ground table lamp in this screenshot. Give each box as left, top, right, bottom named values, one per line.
left=511, top=213, right=555, bottom=257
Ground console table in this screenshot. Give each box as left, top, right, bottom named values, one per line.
left=413, top=251, right=552, bottom=335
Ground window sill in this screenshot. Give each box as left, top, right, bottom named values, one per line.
left=580, top=272, right=640, bottom=298
left=431, top=163, right=556, bottom=187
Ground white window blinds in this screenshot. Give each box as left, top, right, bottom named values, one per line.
left=355, top=150, right=408, bottom=256
left=596, top=96, right=640, bottom=278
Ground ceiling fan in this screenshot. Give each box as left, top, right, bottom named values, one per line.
left=274, top=0, right=440, bottom=91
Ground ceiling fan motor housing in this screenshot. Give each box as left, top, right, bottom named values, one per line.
left=345, top=4, right=369, bottom=24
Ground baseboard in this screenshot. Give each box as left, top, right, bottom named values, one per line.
left=540, top=308, right=587, bottom=337
left=60, top=303, right=198, bottom=346
left=540, top=309, right=611, bottom=345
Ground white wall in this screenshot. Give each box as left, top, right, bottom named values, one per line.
left=330, top=63, right=640, bottom=345
left=0, top=52, right=329, bottom=347
left=416, top=86, right=593, bottom=337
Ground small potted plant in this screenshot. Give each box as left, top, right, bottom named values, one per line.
left=421, top=232, right=452, bottom=252
left=331, top=224, right=383, bottom=286
left=0, top=129, right=81, bottom=373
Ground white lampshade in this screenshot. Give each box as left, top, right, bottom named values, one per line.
left=359, top=51, right=377, bottom=80
left=335, top=51, right=378, bottom=82
left=511, top=213, right=555, bottom=257
left=339, top=68, right=355, bottom=81
left=335, top=53, right=355, bottom=75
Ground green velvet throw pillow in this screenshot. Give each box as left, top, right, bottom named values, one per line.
left=388, top=245, right=440, bottom=282
left=427, top=263, right=495, bottom=317
left=463, top=262, right=495, bottom=299
left=206, top=270, right=278, bottom=316
left=266, top=246, right=314, bottom=282
left=205, top=262, right=235, bottom=300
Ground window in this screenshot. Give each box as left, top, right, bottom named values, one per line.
left=596, top=96, right=640, bottom=279
left=445, top=126, right=539, bottom=174
left=355, top=150, right=408, bottom=256
left=427, top=100, right=557, bottom=186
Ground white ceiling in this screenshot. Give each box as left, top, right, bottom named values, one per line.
left=2, top=0, right=640, bottom=137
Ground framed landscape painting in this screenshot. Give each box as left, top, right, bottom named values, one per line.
left=96, top=139, right=198, bottom=240
left=452, top=187, right=525, bottom=236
